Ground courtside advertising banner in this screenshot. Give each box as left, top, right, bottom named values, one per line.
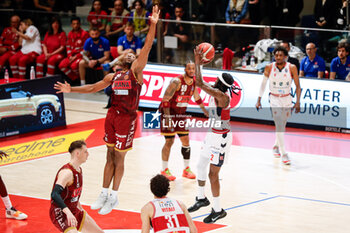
left=0, top=76, right=66, bottom=138
left=140, top=64, right=349, bottom=132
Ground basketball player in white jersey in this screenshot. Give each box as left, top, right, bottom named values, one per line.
left=255, top=46, right=301, bottom=165
left=187, top=47, right=235, bottom=224
left=140, top=174, right=197, bottom=233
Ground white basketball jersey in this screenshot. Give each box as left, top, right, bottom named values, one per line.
left=269, top=62, right=293, bottom=95
left=208, top=94, right=231, bottom=133
left=151, top=197, right=190, bottom=233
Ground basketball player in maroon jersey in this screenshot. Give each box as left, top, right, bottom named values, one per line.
left=160, top=61, right=208, bottom=181
left=54, top=5, right=160, bottom=215
left=0, top=151, right=27, bottom=220
left=140, top=174, right=197, bottom=233
left=187, top=47, right=236, bottom=224
left=49, top=140, right=103, bottom=233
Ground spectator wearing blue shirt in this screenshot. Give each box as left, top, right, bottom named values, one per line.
left=117, top=22, right=142, bottom=57
left=79, top=28, right=110, bottom=85
left=330, top=42, right=350, bottom=80
left=225, top=0, right=249, bottom=24
left=300, top=43, right=326, bottom=78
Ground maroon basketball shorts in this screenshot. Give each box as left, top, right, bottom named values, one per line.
left=104, top=109, right=137, bottom=151
left=49, top=206, right=86, bottom=232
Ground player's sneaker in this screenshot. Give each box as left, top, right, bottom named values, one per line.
left=203, top=208, right=227, bottom=224
left=182, top=167, right=196, bottom=179
left=98, top=195, right=118, bottom=215
left=273, top=146, right=281, bottom=158
left=161, top=168, right=176, bottom=181
left=281, top=153, right=291, bottom=165
left=188, top=197, right=210, bottom=212
left=91, top=192, right=108, bottom=210
left=6, top=207, right=28, bottom=220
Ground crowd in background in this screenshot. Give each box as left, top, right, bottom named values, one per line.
left=1, top=0, right=350, bottom=84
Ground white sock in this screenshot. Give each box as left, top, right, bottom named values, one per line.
left=184, top=159, right=190, bottom=169
left=162, top=161, right=168, bottom=171
left=1, top=196, right=12, bottom=210
left=110, top=190, right=118, bottom=199
left=81, top=80, right=86, bottom=85
left=197, top=186, right=205, bottom=199
left=101, top=188, right=109, bottom=196
left=276, top=132, right=286, bottom=155
left=213, top=196, right=221, bottom=212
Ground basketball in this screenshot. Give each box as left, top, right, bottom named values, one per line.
left=198, top=42, right=215, bottom=64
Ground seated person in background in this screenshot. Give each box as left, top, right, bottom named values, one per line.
left=59, top=17, right=89, bottom=82
left=117, top=22, right=142, bottom=56
left=330, top=42, right=350, bottom=80
left=300, top=43, right=325, bottom=78
left=87, top=0, right=108, bottom=33
left=36, top=17, right=66, bottom=78
left=225, top=0, right=249, bottom=24
left=128, top=0, right=150, bottom=42
left=9, top=19, right=42, bottom=79
left=280, top=41, right=300, bottom=72
left=106, top=0, right=130, bottom=45
left=0, top=15, right=20, bottom=71
left=165, top=4, right=190, bottom=64
left=79, top=28, right=110, bottom=85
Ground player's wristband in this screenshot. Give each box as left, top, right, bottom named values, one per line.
left=161, top=101, right=170, bottom=108
left=195, top=98, right=203, bottom=105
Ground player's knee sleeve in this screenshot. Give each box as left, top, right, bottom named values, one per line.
left=181, top=146, right=191, bottom=160
left=197, top=155, right=209, bottom=181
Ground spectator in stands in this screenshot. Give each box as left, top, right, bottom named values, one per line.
left=59, top=17, right=89, bottom=82
left=79, top=28, right=110, bottom=85
left=280, top=41, right=300, bottom=72
left=36, top=17, right=66, bottom=78
left=106, top=0, right=130, bottom=45
left=0, top=15, right=20, bottom=71
left=129, top=0, right=150, bottom=42
left=117, top=22, right=142, bottom=56
left=225, top=0, right=249, bottom=24
left=166, top=4, right=190, bottom=64
left=314, top=0, right=341, bottom=29
left=152, top=0, right=170, bottom=36
left=88, top=0, right=108, bottom=33
left=300, top=43, right=326, bottom=79
left=271, top=0, right=303, bottom=27
left=335, top=0, right=349, bottom=29
left=330, top=42, right=350, bottom=80
left=248, top=0, right=261, bottom=25
left=33, top=0, right=55, bottom=12
left=9, top=19, right=42, bottom=79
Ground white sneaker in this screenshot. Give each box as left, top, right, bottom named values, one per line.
left=281, top=153, right=291, bottom=165
left=273, top=146, right=281, bottom=158
left=6, top=207, right=28, bottom=220
left=91, top=192, right=108, bottom=210
left=98, top=195, right=118, bottom=215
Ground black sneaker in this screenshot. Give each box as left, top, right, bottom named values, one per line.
left=203, top=208, right=227, bottom=224
left=188, top=197, right=210, bottom=212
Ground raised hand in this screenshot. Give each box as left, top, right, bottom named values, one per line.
left=54, top=81, right=72, bottom=93
left=194, top=46, right=204, bottom=65
left=150, top=5, right=160, bottom=25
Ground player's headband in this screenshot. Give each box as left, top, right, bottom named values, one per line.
left=218, top=73, right=233, bottom=87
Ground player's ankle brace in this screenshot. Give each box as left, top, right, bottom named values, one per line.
left=181, top=146, right=191, bottom=159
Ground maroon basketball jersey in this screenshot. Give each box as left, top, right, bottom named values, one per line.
left=51, top=163, right=83, bottom=211
left=110, top=69, right=142, bottom=114
left=168, top=75, right=195, bottom=114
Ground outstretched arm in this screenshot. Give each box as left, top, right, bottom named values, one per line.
left=54, top=73, right=114, bottom=94
left=194, top=47, right=229, bottom=108
left=131, top=5, right=160, bottom=81
left=161, top=77, right=181, bottom=128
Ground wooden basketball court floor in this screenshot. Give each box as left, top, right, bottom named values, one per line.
left=1, top=93, right=350, bottom=233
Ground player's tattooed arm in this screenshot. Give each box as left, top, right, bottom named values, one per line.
left=162, top=78, right=180, bottom=118
left=291, top=64, right=301, bottom=113
left=194, top=48, right=229, bottom=108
